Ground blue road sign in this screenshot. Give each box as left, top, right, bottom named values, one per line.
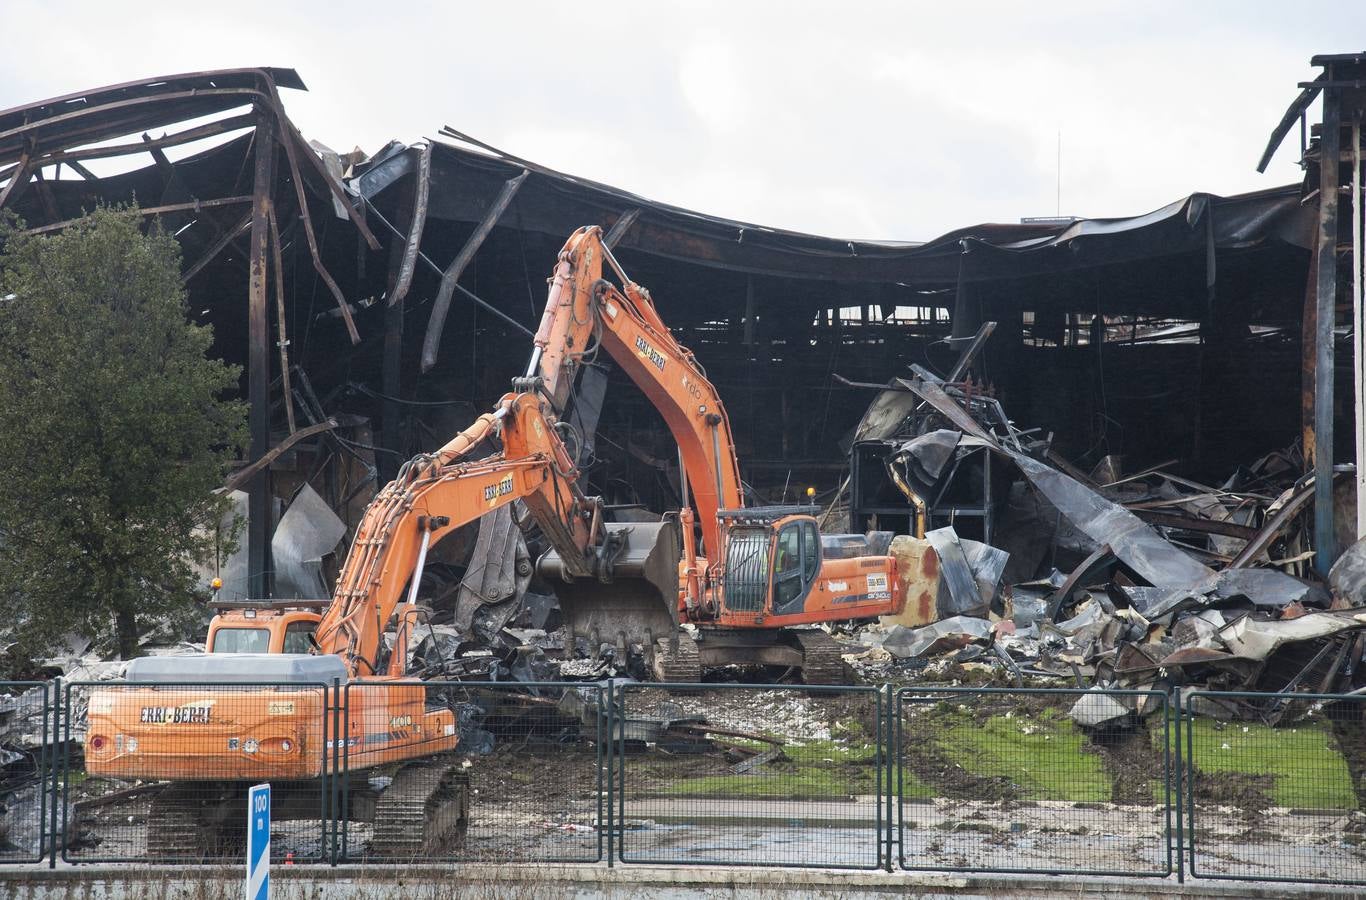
left=247, top=783, right=270, bottom=900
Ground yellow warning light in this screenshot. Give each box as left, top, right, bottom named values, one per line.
left=805, top=487, right=816, bottom=498
left=210, top=577, right=223, bottom=591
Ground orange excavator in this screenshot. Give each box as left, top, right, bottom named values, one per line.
left=81, top=343, right=625, bottom=857
left=82, top=225, right=903, bottom=857
left=532, top=226, right=905, bottom=682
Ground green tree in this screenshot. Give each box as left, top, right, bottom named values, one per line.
left=0, top=206, right=245, bottom=660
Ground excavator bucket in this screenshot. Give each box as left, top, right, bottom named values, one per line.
left=537, top=519, right=682, bottom=656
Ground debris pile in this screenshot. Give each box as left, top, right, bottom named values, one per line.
left=838, top=364, right=1365, bottom=724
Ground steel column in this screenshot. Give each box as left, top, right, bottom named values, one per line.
left=1313, top=89, right=1340, bottom=576
left=246, top=106, right=277, bottom=598
left=380, top=187, right=415, bottom=481
left=1353, top=122, right=1365, bottom=540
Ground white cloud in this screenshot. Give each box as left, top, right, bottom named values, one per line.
left=0, top=1, right=1356, bottom=240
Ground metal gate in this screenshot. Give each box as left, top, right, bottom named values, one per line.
left=614, top=682, right=888, bottom=869
left=0, top=682, right=50, bottom=864
left=896, top=685, right=1172, bottom=878
left=1182, top=689, right=1366, bottom=886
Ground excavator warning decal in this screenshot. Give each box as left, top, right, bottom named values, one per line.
left=635, top=335, right=666, bottom=371
left=483, top=475, right=515, bottom=503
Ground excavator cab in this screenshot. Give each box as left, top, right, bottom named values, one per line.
left=719, top=508, right=822, bottom=618
left=205, top=601, right=326, bottom=654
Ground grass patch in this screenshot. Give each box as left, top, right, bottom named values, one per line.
left=934, top=706, right=1112, bottom=802
left=1187, top=718, right=1356, bottom=810
left=659, top=767, right=868, bottom=799
left=654, top=715, right=933, bottom=799
left=648, top=703, right=1358, bottom=809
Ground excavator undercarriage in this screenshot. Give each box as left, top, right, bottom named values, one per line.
left=140, top=759, right=468, bottom=860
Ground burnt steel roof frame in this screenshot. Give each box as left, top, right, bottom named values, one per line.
left=370, top=136, right=1313, bottom=304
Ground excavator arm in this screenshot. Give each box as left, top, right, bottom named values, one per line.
left=314, top=227, right=708, bottom=677
left=530, top=226, right=744, bottom=562
left=313, top=392, right=597, bottom=677
left=533, top=227, right=902, bottom=666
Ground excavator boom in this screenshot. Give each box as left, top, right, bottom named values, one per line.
left=531, top=228, right=744, bottom=560
left=314, top=392, right=597, bottom=677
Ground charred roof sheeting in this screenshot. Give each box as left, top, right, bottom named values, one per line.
left=354, top=133, right=1313, bottom=295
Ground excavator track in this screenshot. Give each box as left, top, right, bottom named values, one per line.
left=370, top=755, right=469, bottom=859
left=146, top=784, right=242, bottom=859
left=651, top=633, right=702, bottom=683
left=790, top=629, right=851, bottom=686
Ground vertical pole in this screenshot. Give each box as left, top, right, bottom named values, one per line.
left=34, top=682, right=46, bottom=865
left=780, top=389, right=790, bottom=462
left=1193, top=210, right=1216, bottom=463
left=604, top=680, right=613, bottom=867
left=1302, top=242, right=1320, bottom=476
left=743, top=276, right=755, bottom=353
left=617, top=684, right=627, bottom=865
left=1352, top=122, right=1365, bottom=540
left=380, top=294, right=404, bottom=483
left=380, top=192, right=413, bottom=483
left=331, top=678, right=342, bottom=865
left=884, top=685, right=894, bottom=872
left=58, top=680, right=71, bottom=868
left=341, top=682, right=351, bottom=862
left=983, top=450, right=993, bottom=544
left=247, top=105, right=277, bottom=598
left=47, top=678, right=59, bottom=868
left=1313, top=87, right=1341, bottom=576
left=950, top=248, right=976, bottom=341
left=1172, top=689, right=1183, bottom=882
left=323, top=679, right=332, bottom=865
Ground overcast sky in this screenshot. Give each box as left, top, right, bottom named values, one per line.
left=2, top=2, right=1361, bottom=240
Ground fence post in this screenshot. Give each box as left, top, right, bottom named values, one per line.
left=47, top=677, right=60, bottom=869
left=604, top=679, right=613, bottom=868
left=331, top=677, right=342, bottom=866
left=1172, top=687, right=1184, bottom=883
left=1180, top=691, right=1191, bottom=879
left=883, top=682, right=894, bottom=873
left=616, top=681, right=628, bottom=866
left=58, top=679, right=72, bottom=867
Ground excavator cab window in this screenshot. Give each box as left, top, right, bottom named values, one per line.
left=723, top=527, right=771, bottom=612
left=801, top=522, right=820, bottom=580
left=282, top=622, right=315, bottom=654
left=774, top=527, right=802, bottom=606
left=773, top=520, right=820, bottom=614
left=210, top=628, right=269, bottom=653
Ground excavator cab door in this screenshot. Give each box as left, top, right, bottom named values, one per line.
left=771, top=519, right=821, bottom=615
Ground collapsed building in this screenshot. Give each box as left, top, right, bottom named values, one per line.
left=0, top=59, right=1362, bottom=707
